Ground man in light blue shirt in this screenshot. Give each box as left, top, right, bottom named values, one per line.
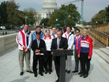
left=32, top=26, right=45, bottom=40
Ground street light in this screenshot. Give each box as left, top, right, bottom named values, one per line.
left=103, top=19, right=106, bottom=24
left=56, top=19, right=58, bottom=29
left=96, top=21, right=98, bottom=27
left=25, top=16, right=28, bottom=24
left=68, top=15, right=71, bottom=18
left=56, top=19, right=58, bottom=22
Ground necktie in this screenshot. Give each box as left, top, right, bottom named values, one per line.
left=57, top=38, right=60, bottom=48
left=37, top=39, right=40, bottom=48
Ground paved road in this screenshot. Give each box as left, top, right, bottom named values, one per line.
left=0, top=48, right=109, bottom=82
left=0, top=30, right=17, bottom=35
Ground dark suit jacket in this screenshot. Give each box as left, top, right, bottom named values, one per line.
left=31, top=39, right=46, bottom=55
left=51, top=37, right=68, bottom=51
left=51, top=37, right=68, bottom=60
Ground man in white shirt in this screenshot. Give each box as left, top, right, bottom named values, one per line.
left=63, top=26, right=74, bottom=73
left=16, top=25, right=33, bottom=76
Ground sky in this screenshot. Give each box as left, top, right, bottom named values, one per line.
left=0, top=0, right=109, bottom=22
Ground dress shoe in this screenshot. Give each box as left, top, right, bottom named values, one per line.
left=34, top=74, right=37, bottom=77
left=27, top=70, right=33, bottom=73
left=83, top=74, right=88, bottom=78
left=67, top=70, right=71, bottom=73
left=72, top=70, right=78, bottom=73
left=55, top=79, right=60, bottom=82
left=39, top=73, right=44, bottom=76
left=80, top=74, right=84, bottom=77
left=78, top=72, right=82, bottom=75
left=20, top=72, right=24, bottom=76
left=49, top=71, right=51, bottom=74
left=45, top=70, right=48, bottom=74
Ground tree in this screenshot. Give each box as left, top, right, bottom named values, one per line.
left=0, top=1, right=8, bottom=26
left=23, top=8, right=37, bottom=25
left=0, top=0, right=38, bottom=29
left=48, top=4, right=80, bottom=27
left=40, top=18, right=49, bottom=26
left=91, top=5, right=109, bottom=25
left=6, top=0, right=24, bottom=29
left=106, top=5, right=109, bottom=22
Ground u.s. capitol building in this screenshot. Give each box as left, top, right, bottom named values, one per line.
left=35, top=0, right=58, bottom=25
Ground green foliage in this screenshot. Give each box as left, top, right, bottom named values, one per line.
left=106, top=5, right=109, bottom=22
left=40, top=18, right=49, bottom=26
left=0, top=0, right=36, bottom=29
left=48, top=4, right=80, bottom=27
left=0, top=1, right=7, bottom=26
left=83, top=21, right=88, bottom=26
left=91, top=5, right=109, bottom=25
left=23, top=8, right=36, bottom=25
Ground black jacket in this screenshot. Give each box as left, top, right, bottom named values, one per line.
left=31, top=39, right=46, bottom=55
left=51, top=37, right=68, bottom=51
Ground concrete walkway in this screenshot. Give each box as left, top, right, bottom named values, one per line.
left=0, top=48, right=109, bottom=82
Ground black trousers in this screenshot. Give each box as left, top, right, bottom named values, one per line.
left=74, top=50, right=79, bottom=71
left=80, top=52, right=91, bottom=75
left=44, top=51, right=52, bottom=72
left=54, top=56, right=60, bottom=79
left=33, top=55, right=44, bottom=75
left=74, top=50, right=81, bottom=72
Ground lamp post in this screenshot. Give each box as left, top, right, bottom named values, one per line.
left=56, top=19, right=58, bottom=29
left=25, top=16, right=28, bottom=24
left=96, top=21, right=98, bottom=27
left=103, top=19, right=106, bottom=24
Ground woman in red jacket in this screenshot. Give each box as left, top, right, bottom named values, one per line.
left=78, top=30, right=93, bottom=78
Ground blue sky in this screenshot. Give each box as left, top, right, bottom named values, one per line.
left=0, top=0, right=109, bottom=22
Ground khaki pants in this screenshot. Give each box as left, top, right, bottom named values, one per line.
left=19, top=50, right=30, bottom=72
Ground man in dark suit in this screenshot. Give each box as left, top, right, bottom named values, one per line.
left=51, top=30, right=68, bottom=82
left=31, top=32, right=46, bottom=77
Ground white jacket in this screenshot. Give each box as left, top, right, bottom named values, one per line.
left=43, top=35, right=53, bottom=51
left=16, top=29, right=32, bottom=51
left=62, top=32, right=74, bottom=50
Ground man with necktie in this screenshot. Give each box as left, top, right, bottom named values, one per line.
left=31, top=32, right=46, bottom=77
left=51, top=30, right=68, bottom=82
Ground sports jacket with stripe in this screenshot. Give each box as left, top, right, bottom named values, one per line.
left=62, top=32, right=74, bottom=50
left=74, top=35, right=81, bottom=50
left=78, top=35, right=93, bottom=57
left=43, top=35, right=53, bottom=51
left=16, top=29, right=32, bottom=51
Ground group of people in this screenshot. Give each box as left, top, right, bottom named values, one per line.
left=16, top=24, right=93, bottom=82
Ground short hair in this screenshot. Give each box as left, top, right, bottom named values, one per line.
left=36, top=31, right=41, bottom=35
left=83, top=29, right=88, bottom=32
left=24, top=24, right=29, bottom=28
left=36, top=25, right=42, bottom=29
left=52, top=27, right=56, bottom=29
left=66, top=26, right=72, bottom=30
left=57, top=30, right=62, bottom=34
left=45, top=29, right=50, bottom=33
left=76, top=29, right=80, bottom=32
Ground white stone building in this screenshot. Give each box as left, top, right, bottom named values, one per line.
left=35, top=0, right=58, bottom=25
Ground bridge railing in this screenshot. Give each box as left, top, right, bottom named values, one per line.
left=0, top=33, right=17, bottom=54
left=94, top=23, right=109, bottom=34
left=90, top=28, right=109, bottom=46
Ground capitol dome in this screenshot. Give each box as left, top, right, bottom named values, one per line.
left=42, top=0, right=58, bottom=11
